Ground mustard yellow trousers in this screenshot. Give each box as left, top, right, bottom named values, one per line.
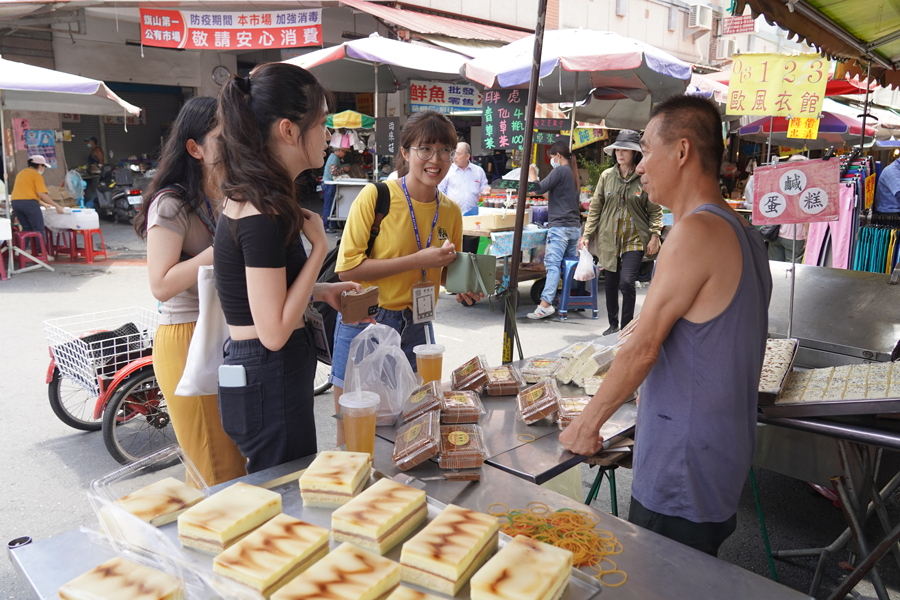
left=153, top=322, right=247, bottom=486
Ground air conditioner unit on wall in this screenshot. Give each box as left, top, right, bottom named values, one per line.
left=716, top=38, right=736, bottom=60
left=688, top=4, right=713, bottom=30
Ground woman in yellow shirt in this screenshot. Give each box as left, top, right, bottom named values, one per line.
left=11, top=155, right=64, bottom=253
left=330, top=110, right=483, bottom=444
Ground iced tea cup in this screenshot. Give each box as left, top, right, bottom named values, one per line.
left=339, top=391, right=379, bottom=456
left=413, top=344, right=445, bottom=384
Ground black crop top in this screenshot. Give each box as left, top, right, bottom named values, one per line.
left=214, top=213, right=308, bottom=326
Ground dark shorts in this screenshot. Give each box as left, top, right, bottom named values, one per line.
left=628, top=496, right=737, bottom=557
left=219, top=327, right=317, bottom=474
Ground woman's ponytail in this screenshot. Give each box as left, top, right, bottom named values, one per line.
left=548, top=140, right=580, bottom=195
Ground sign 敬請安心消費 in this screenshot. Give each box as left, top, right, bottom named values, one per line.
left=409, top=80, right=482, bottom=115
left=138, top=8, right=322, bottom=50
left=727, top=53, right=829, bottom=118
left=481, top=89, right=528, bottom=151
left=752, top=158, right=839, bottom=224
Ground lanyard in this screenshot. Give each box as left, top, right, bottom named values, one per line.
left=401, top=176, right=440, bottom=279
left=203, top=196, right=214, bottom=222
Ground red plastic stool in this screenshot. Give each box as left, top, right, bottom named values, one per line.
left=47, top=228, right=74, bottom=260
left=13, top=231, right=49, bottom=269
left=71, top=228, right=107, bottom=264
left=0, top=241, right=9, bottom=280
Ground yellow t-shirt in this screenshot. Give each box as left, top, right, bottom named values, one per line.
left=10, top=167, right=48, bottom=201
left=336, top=179, right=463, bottom=311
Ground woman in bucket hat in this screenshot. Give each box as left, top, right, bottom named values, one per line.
left=581, top=130, right=662, bottom=336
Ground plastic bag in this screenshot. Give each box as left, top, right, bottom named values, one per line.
left=345, top=324, right=419, bottom=426
left=574, top=248, right=595, bottom=282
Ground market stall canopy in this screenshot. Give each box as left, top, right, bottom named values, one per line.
left=285, top=33, right=468, bottom=94
left=0, top=56, right=140, bottom=116
left=328, top=110, right=374, bottom=129
left=461, top=29, right=691, bottom=129
left=739, top=111, right=876, bottom=149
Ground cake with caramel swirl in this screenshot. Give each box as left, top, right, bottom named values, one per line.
left=114, top=477, right=205, bottom=527
left=299, top=450, right=372, bottom=507
left=400, top=504, right=499, bottom=595
left=58, top=556, right=182, bottom=600
left=331, top=478, right=427, bottom=555
left=213, top=514, right=329, bottom=597
left=470, top=535, right=572, bottom=600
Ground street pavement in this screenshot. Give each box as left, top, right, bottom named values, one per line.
left=0, top=217, right=897, bottom=598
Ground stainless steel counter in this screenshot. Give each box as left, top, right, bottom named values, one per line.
left=322, top=178, right=370, bottom=222
left=9, top=440, right=811, bottom=600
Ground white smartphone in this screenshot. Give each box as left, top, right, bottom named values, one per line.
left=218, top=364, right=247, bottom=387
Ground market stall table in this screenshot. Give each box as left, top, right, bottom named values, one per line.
left=9, top=438, right=812, bottom=600
left=322, top=178, right=370, bottom=223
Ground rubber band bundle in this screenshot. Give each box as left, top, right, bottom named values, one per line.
left=486, top=501, right=628, bottom=588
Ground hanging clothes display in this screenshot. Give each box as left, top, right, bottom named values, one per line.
left=853, top=215, right=900, bottom=274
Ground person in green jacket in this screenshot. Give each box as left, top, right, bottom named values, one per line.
left=580, top=130, right=663, bottom=336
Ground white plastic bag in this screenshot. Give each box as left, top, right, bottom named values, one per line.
left=574, top=248, right=596, bottom=282
left=344, top=324, right=419, bottom=426
left=175, top=266, right=229, bottom=397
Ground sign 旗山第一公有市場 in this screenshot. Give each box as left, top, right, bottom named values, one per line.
left=138, top=8, right=322, bottom=50
left=409, top=80, right=482, bottom=115
left=727, top=53, right=829, bottom=118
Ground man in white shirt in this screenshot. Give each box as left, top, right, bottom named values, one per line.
left=439, top=142, right=491, bottom=217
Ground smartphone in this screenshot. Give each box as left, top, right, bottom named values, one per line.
left=218, top=364, right=247, bottom=387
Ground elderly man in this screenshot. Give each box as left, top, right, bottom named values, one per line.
left=323, top=147, right=349, bottom=232
left=438, top=142, right=490, bottom=217
left=560, top=95, right=772, bottom=557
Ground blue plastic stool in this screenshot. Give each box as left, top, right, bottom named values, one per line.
left=558, top=258, right=599, bottom=320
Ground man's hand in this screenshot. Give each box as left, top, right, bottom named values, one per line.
left=559, top=414, right=604, bottom=456
left=456, top=291, right=485, bottom=306
left=481, top=185, right=492, bottom=196
left=647, top=235, right=660, bottom=256
left=578, top=237, right=589, bottom=251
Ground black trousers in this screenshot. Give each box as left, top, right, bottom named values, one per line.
left=628, top=497, right=737, bottom=557
left=219, top=327, right=318, bottom=474
left=11, top=200, right=45, bottom=255
left=603, top=250, right=644, bottom=328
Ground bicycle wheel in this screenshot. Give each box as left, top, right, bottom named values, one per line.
left=315, top=359, right=332, bottom=396
left=102, top=367, right=177, bottom=464
left=48, top=367, right=102, bottom=431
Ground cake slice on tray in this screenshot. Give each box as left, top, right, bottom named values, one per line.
left=177, top=482, right=281, bottom=554
left=213, top=513, right=330, bottom=597
left=470, top=535, right=572, bottom=600
left=386, top=588, right=444, bottom=600
left=271, top=542, right=400, bottom=600
left=114, top=477, right=206, bottom=527
left=400, top=503, right=499, bottom=595
left=299, top=450, right=372, bottom=508
left=331, top=477, right=427, bottom=555
left=58, top=556, right=182, bottom=600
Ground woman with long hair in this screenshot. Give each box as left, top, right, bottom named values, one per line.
left=580, top=130, right=662, bottom=336
left=526, top=140, right=584, bottom=320
left=329, top=110, right=483, bottom=445
left=213, top=63, right=364, bottom=473
left=134, top=96, right=246, bottom=486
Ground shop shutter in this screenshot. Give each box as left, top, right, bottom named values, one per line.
left=101, top=90, right=184, bottom=164
left=60, top=115, right=101, bottom=171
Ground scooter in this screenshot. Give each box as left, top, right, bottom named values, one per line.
left=94, top=165, right=144, bottom=224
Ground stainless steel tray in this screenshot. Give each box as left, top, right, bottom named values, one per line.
left=760, top=395, right=900, bottom=418
left=758, top=338, right=799, bottom=406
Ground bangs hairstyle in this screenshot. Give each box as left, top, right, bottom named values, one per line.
left=649, top=94, right=723, bottom=178
left=396, top=110, right=457, bottom=175
left=215, top=62, right=333, bottom=244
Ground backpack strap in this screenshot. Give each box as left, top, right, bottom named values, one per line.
left=365, top=182, right=392, bottom=257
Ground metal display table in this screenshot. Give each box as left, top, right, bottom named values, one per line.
left=322, top=178, right=370, bottom=222
left=8, top=438, right=811, bottom=600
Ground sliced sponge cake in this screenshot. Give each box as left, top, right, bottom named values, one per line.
left=332, top=478, right=427, bottom=555
left=58, top=556, right=182, bottom=600
left=177, top=482, right=281, bottom=554
left=115, top=477, right=206, bottom=527
left=470, top=535, right=572, bottom=600
left=400, top=504, right=499, bottom=595
left=299, top=451, right=372, bottom=507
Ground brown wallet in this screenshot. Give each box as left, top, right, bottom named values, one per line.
left=340, top=286, right=380, bottom=323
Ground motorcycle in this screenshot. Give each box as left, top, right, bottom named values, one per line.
left=93, top=165, right=145, bottom=224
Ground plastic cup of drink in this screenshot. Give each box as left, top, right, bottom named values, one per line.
left=413, top=344, right=445, bottom=384
left=339, top=391, right=379, bottom=456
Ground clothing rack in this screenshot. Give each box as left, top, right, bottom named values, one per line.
left=853, top=222, right=900, bottom=274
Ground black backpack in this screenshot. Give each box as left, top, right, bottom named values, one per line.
left=314, top=182, right=391, bottom=364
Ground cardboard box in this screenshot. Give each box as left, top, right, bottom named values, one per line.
left=46, top=186, right=72, bottom=202
left=462, top=208, right=532, bottom=232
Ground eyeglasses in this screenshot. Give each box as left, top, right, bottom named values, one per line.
left=410, top=146, right=454, bottom=162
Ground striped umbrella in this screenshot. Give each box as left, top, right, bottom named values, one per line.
left=327, top=111, right=375, bottom=130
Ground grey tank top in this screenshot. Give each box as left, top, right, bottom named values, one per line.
left=631, top=204, right=772, bottom=523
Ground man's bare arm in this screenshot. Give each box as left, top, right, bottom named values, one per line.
left=559, top=214, right=718, bottom=455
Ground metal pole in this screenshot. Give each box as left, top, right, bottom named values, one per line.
left=850, top=61, right=872, bottom=269
left=766, top=116, right=774, bottom=164
left=0, top=91, right=12, bottom=277
left=788, top=224, right=796, bottom=339
left=502, top=0, right=548, bottom=364
left=373, top=62, right=379, bottom=181
left=568, top=73, right=579, bottom=151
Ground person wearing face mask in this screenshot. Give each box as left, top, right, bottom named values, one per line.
left=10, top=155, right=64, bottom=254
left=330, top=110, right=484, bottom=445
left=581, top=130, right=662, bottom=336
left=526, top=141, right=584, bottom=320
left=132, top=97, right=247, bottom=486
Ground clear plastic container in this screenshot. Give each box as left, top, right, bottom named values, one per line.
left=441, top=390, right=486, bottom=424
left=451, top=355, right=489, bottom=391
left=519, top=357, right=565, bottom=383
left=438, top=424, right=488, bottom=470
left=339, top=391, right=380, bottom=456
left=401, top=380, right=442, bottom=423
left=517, top=379, right=562, bottom=424
left=557, top=396, right=591, bottom=430
left=559, top=341, right=595, bottom=359
left=393, top=412, right=441, bottom=471
left=484, top=365, right=526, bottom=396
left=583, top=374, right=605, bottom=396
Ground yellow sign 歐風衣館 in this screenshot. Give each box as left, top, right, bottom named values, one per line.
left=727, top=53, right=830, bottom=118
left=787, top=117, right=820, bottom=140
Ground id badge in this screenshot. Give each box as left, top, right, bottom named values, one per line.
left=411, top=280, right=436, bottom=324
left=304, top=304, right=332, bottom=363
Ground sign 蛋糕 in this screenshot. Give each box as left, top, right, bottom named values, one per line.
left=374, top=117, right=401, bottom=156
left=752, top=158, right=839, bottom=224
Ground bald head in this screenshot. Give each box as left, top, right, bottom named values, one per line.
left=649, top=95, right=723, bottom=179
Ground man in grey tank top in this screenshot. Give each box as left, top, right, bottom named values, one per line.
left=560, top=96, right=772, bottom=557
